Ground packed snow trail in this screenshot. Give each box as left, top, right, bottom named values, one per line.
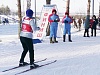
left=0, top=24, right=100, bottom=75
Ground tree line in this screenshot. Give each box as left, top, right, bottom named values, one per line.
left=0, top=5, right=17, bottom=15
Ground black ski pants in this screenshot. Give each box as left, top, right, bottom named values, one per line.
left=20, top=36, right=34, bottom=65
left=84, top=29, right=89, bottom=37
left=91, top=28, right=96, bottom=36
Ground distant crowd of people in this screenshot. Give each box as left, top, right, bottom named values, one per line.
left=2, top=18, right=9, bottom=25
left=83, top=15, right=99, bottom=37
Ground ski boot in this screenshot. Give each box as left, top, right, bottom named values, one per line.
left=50, top=37, right=54, bottom=43
left=30, top=63, right=39, bottom=69
left=54, top=37, right=58, bottom=43
left=19, top=62, right=29, bottom=67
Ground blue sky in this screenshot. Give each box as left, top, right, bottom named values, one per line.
left=0, top=0, right=99, bottom=14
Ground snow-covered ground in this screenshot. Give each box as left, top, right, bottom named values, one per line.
left=0, top=23, right=100, bottom=75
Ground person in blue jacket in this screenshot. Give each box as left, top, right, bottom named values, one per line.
left=48, top=9, right=60, bottom=43
left=62, top=12, right=73, bottom=42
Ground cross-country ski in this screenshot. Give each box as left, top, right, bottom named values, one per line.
left=15, top=60, right=57, bottom=75
left=2, top=58, right=47, bottom=72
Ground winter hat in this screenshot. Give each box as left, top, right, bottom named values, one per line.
left=92, top=15, right=96, bottom=19
left=52, top=9, right=57, bottom=13
left=26, top=9, right=33, bottom=18
left=65, top=12, right=69, bottom=15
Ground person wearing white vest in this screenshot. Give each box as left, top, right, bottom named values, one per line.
left=19, top=9, right=40, bottom=69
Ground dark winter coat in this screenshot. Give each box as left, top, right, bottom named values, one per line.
left=91, top=19, right=98, bottom=29
left=84, top=15, right=90, bottom=29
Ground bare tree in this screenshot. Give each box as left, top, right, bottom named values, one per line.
left=17, top=0, right=22, bottom=38
left=0, top=5, right=10, bottom=15
left=87, top=0, right=91, bottom=16
left=27, top=0, right=31, bottom=9
left=66, top=0, right=70, bottom=13
left=46, top=0, right=51, bottom=4
left=5, top=6, right=11, bottom=15
left=99, top=2, right=100, bottom=27
left=84, top=0, right=91, bottom=30
left=99, top=2, right=100, bottom=17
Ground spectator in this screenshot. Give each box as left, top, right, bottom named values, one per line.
left=83, top=16, right=90, bottom=37
left=62, top=12, right=73, bottom=42
left=48, top=9, right=60, bottom=43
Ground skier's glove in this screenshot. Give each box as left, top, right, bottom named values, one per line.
left=37, top=27, right=40, bottom=30
left=64, top=20, right=68, bottom=23
left=54, top=19, right=59, bottom=22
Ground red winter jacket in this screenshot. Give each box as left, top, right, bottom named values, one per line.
left=89, top=19, right=93, bottom=28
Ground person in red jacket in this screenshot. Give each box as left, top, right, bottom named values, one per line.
left=48, top=9, right=60, bottom=43
left=62, top=12, right=73, bottom=42
left=89, top=19, right=93, bottom=28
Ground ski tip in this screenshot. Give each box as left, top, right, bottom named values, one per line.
left=2, top=70, right=6, bottom=72
left=45, top=58, right=47, bottom=60
left=54, top=60, right=57, bottom=62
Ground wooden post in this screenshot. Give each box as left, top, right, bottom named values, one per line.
left=22, top=0, right=25, bottom=16
left=87, top=0, right=91, bottom=16
left=46, top=0, right=51, bottom=4
left=66, top=0, right=70, bottom=13
left=35, top=0, right=36, bottom=25
left=17, top=0, right=22, bottom=38
left=46, top=0, right=51, bottom=36
left=99, top=2, right=100, bottom=17
left=99, top=2, right=100, bottom=27
left=92, top=0, right=94, bottom=15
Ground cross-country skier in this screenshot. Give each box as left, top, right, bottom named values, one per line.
left=48, top=9, right=60, bottom=43
left=19, top=9, right=40, bottom=69
left=62, top=12, right=73, bottom=42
